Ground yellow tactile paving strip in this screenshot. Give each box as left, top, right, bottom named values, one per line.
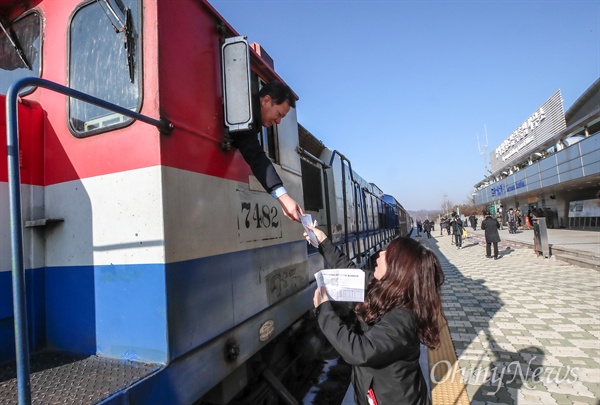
left=428, top=320, right=470, bottom=405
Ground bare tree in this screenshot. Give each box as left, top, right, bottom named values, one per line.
left=438, top=193, right=454, bottom=219
left=456, top=192, right=487, bottom=217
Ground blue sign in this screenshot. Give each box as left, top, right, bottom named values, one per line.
left=504, top=180, right=526, bottom=193
left=491, top=185, right=505, bottom=197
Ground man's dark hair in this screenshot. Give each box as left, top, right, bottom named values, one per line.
left=259, top=82, right=296, bottom=108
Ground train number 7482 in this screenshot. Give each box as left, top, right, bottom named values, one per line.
left=240, top=202, right=280, bottom=230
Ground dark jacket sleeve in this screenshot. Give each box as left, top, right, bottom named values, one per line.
left=318, top=238, right=356, bottom=269
left=231, top=130, right=283, bottom=194
left=316, top=302, right=418, bottom=368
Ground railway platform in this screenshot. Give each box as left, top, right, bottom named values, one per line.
left=341, top=227, right=599, bottom=405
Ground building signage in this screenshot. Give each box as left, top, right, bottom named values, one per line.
left=489, top=90, right=566, bottom=173
left=568, top=199, right=600, bottom=218
left=506, top=180, right=526, bottom=192
left=495, top=110, right=544, bottom=162
left=491, top=184, right=504, bottom=197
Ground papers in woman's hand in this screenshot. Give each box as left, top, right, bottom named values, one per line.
left=300, top=213, right=319, bottom=247
left=315, top=269, right=365, bottom=302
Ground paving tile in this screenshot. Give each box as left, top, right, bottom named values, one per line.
left=420, top=233, right=600, bottom=405
left=518, top=390, right=558, bottom=404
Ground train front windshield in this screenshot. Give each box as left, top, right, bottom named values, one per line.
left=0, top=11, right=41, bottom=95
left=69, top=0, right=141, bottom=136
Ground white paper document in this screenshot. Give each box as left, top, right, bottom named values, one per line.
left=300, top=213, right=319, bottom=247
left=315, top=269, right=365, bottom=302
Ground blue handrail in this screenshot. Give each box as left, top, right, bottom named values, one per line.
left=5, top=77, right=173, bottom=405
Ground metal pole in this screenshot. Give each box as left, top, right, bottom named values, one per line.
left=12, top=77, right=173, bottom=134
left=6, top=77, right=173, bottom=404
left=7, top=78, right=32, bottom=405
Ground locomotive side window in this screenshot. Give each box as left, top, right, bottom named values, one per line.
left=68, top=0, right=141, bottom=136
left=261, top=124, right=278, bottom=162
left=300, top=159, right=324, bottom=211
left=0, top=11, right=41, bottom=96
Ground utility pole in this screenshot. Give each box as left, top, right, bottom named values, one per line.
left=443, top=193, right=449, bottom=217
left=477, top=125, right=489, bottom=179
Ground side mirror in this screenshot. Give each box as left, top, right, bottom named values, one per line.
left=221, top=36, right=253, bottom=132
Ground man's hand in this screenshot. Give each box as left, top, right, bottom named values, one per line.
left=277, top=193, right=304, bottom=222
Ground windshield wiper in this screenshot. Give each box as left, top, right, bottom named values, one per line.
left=124, top=8, right=135, bottom=83
left=96, top=0, right=135, bottom=83
left=0, top=19, right=32, bottom=70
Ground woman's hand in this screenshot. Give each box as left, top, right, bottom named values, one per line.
left=303, top=224, right=327, bottom=245
left=313, top=287, right=329, bottom=308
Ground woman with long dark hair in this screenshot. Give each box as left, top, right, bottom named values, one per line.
left=306, top=225, right=445, bottom=404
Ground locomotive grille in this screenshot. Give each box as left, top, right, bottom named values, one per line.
left=298, top=124, right=326, bottom=158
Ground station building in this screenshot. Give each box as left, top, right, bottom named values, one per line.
left=473, top=78, right=600, bottom=229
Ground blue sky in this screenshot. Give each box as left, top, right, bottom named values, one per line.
left=210, top=0, right=599, bottom=211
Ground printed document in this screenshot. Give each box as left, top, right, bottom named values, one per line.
left=315, top=269, right=365, bottom=302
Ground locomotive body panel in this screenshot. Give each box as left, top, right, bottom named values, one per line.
left=1, top=0, right=410, bottom=402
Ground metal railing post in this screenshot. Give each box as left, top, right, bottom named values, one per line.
left=5, top=77, right=173, bottom=405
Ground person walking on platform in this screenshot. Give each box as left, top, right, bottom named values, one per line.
left=424, top=220, right=432, bottom=239
left=506, top=208, right=517, bottom=234
left=451, top=215, right=463, bottom=249
left=496, top=210, right=504, bottom=230
left=439, top=218, right=447, bottom=236
left=469, top=214, right=478, bottom=231
left=305, top=225, right=445, bottom=405
left=516, top=208, right=523, bottom=229
left=481, top=211, right=501, bottom=259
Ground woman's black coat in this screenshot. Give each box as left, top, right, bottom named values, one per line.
left=315, top=239, right=430, bottom=405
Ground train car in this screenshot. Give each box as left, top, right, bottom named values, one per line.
left=0, top=1, right=408, bottom=404
left=382, top=194, right=413, bottom=237
left=297, top=125, right=407, bottom=277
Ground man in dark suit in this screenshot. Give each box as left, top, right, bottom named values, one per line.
left=451, top=215, right=463, bottom=249
left=506, top=208, right=517, bottom=234
left=481, top=211, right=501, bottom=259
left=232, top=82, right=303, bottom=222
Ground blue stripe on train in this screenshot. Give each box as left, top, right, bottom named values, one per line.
left=0, top=268, right=46, bottom=363
left=1, top=241, right=306, bottom=366
left=0, top=263, right=167, bottom=364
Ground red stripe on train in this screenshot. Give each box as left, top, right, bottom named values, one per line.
left=0, top=96, right=45, bottom=186
left=1, top=95, right=252, bottom=186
